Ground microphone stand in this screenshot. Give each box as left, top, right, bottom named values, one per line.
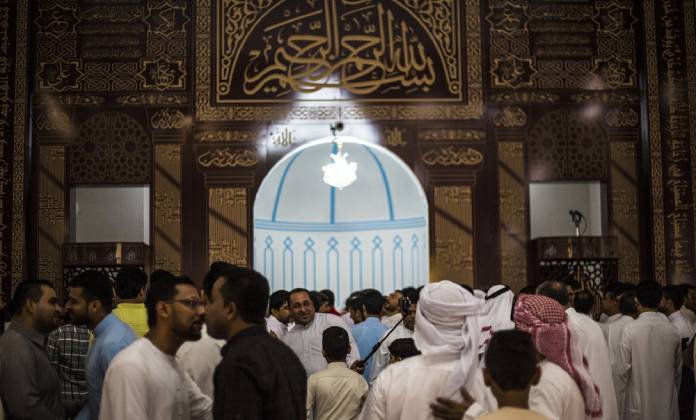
left=361, top=314, right=406, bottom=364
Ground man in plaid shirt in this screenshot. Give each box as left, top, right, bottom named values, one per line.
left=47, top=323, right=90, bottom=418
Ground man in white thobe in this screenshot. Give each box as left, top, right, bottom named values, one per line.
left=537, top=281, right=619, bottom=420
left=478, top=285, right=515, bottom=354
left=614, top=281, right=681, bottom=420
left=661, top=285, right=695, bottom=345
left=283, top=288, right=359, bottom=376
left=681, top=285, right=696, bottom=325
left=99, top=276, right=211, bottom=420
left=430, top=294, right=598, bottom=420
left=382, top=290, right=404, bottom=328
left=567, top=291, right=619, bottom=420
left=359, top=280, right=497, bottom=420
left=604, top=291, right=637, bottom=371
left=368, top=301, right=416, bottom=384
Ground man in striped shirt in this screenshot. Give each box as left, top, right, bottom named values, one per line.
left=47, top=324, right=90, bottom=418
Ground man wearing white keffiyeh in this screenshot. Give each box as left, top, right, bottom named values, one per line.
left=358, top=280, right=497, bottom=420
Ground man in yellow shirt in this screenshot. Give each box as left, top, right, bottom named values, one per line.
left=112, top=267, right=149, bottom=337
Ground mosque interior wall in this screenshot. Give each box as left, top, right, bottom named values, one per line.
left=1, top=0, right=695, bottom=299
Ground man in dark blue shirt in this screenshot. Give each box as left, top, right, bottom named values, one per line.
left=205, top=266, right=306, bottom=420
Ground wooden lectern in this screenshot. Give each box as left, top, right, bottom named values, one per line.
left=528, top=236, right=618, bottom=313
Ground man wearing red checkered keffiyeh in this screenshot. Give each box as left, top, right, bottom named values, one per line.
left=514, top=294, right=603, bottom=420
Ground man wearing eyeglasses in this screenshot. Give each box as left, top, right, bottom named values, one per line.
left=99, top=275, right=212, bottom=420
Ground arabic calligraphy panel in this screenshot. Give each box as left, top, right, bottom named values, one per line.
left=198, top=0, right=483, bottom=120
left=216, top=0, right=461, bottom=103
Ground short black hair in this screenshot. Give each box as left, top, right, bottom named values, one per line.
left=9, top=280, right=55, bottom=316
left=518, top=285, right=536, bottom=295
left=322, top=326, right=350, bottom=361
left=662, top=285, right=685, bottom=310
left=603, top=283, right=620, bottom=300
left=401, top=287, right=419, bottom=305
left=361, top=294, right=385, bottom=316
left=573, top=290, right=594, bottom=315
left=320, top=289, right=335, bottom=307
left=619, top=290, right=638, bottom=316
left=203, top=261, right=235, bottom=298
left=115, top=267, right=147, bottom=300
left=485, top=330, right=537, bottom=391
left=217, top=267, right=269, bottom=325
left=145, top=275, right=196, bottom=327
left=288, top=288, right=312, bottom=305
left=348, top=295, right=364, bottom=312
left=310, top=291, right=327, bottom=310
left=536, top=281, right=570, bottom=307
left=269, top=290, right=290, bottom=311
left=150, top=269, right=175, bottom=284
left=70, top=270, right=114, bottom=311
left=388, top=338, right=421, bottom=359
left=636, top=281, right=662, bottom=309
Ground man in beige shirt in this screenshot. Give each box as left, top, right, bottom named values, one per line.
left=307, top=326, right=368, bottom=420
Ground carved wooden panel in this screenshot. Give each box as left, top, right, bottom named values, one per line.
left=433, top=186, right=474, bottom=286
left=35, top=0, right=190, bottom=94
left=528, top=109, right=607, bottom=181
left=38, top=146, right=66, bottom=297
left=70, top=112, right=151, bottom=184
left=610, top=142, right=640, bottom=283
left=154, top=144, right=181, bottom=274
left=486, top=0, right=637, bottom=90
left=196, top=0, right=483, bottom=121
left=498, top=142, right=527, bottom=292
left=208, top=187, right=248, bottom=267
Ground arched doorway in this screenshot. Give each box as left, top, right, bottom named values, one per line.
left=254, top=137, right=428, bottom=304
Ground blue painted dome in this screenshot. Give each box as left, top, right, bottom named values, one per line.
left=254, top=137, right=427, bottom=228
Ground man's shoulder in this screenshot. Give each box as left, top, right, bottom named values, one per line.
left=0, top=327, right=24, bottom=351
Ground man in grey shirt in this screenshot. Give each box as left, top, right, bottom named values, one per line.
left=0, top=279, right=65, bottom=419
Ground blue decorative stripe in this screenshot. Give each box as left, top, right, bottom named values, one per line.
left=363, top=145, right=394, bottom=221
left=271, top=150, right=304, bottom=222
left=254, top=217, right=426, bottom=232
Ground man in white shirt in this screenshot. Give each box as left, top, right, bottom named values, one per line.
left=307, top=326, right=368, bottom=420
left=99, top=276, right=212, bottom=420
left=382, top=290, right=403, bottom=328
left=538, top=281, right=618, bottom=420
left=177, top=262, right=230, bottom=399
left=359, top=280, right=497, bottom=420
left=266, top=290, right=290, bottom=338
left=283, top=288, right=360, bottom=376
left=614, top=281, right=681, bottom=420
left=369, top=300, right=417, bottom=384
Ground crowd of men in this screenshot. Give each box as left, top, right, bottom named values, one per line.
left=0, top=262, right=692, bottom=420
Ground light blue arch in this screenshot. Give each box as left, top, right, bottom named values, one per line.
left=303, top=238, right=317, bottom=290
left=282, top=237, right=294, bottom=290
